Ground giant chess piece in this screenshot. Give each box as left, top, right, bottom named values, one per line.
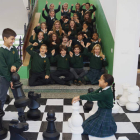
left=71, top=113, right=83, bottom=140
left=68, top=101, right=80, bottom=128
left=112, top=100, right=121, bottom=113
left=11, top=72, right=29, bottom=108
left=89, top=101, right=98, bottom=116
left=119, top=84, right=130, bottom=106
left=27, top=91, right=41, bottom=120
left=0, top=100, right=7, bottom=139
left=126, top=86, right=139, bottom=111
left=83, top=88, right=94, bottom=111
left=43, top=110, right=60, bottom=140
left=9, top=119, right=29, bottom=140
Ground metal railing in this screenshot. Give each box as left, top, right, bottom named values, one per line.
left=17, top=36, right=23, bottom=61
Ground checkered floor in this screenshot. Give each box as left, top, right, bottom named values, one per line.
left=2, top=98, right=140, bottom=140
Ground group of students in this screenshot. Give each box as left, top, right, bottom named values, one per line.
left=27, top=1, right=108, bottom=86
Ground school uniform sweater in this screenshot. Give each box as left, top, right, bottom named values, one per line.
left=80, top=17, right=96, bottom=28
left=34, top=26, right=48, bottom=35
left=50, top=54, right=71, bottom=70
left=80, top=87, right=113, bottom=109
left=80, top=5, right=96, bottom=15
left=0, top=45, right=21, bottom=82
left=70, top=6, right=82, bottom=20
left=61, top=10, right=71, bottom=19
left=88, top=41, right=101, bottom=52
left=42, top=11, right=57, bottom=31
left=45, top=4, right=60, bottom=14
left=26, top=45, right=50, bottom=75
left=83, top=48, right=108, bottom=69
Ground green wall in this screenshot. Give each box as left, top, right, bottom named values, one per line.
left=37, top=0, right=88, bottom=22
left=89, top=0, right=114, bottom=75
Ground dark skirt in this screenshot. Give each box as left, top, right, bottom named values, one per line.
left=82, top=108, right=117, bottom=137
left=86, top=68, right=101, bottom=84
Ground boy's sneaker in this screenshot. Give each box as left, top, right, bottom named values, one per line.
left=77, top=81, right=82, bottom=86
left=18, top=115, right=26, bottom=123
left=65, top=81, right=71, bottom=86
left=73, top=80, right=77, bottom=85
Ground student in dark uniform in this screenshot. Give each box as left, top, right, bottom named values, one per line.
left=82, top=22, right=91, bottom=41
left=72, top=74, right=117, bottom=137
left=26, top=44, right=51, bottom=86
left=61, top=3, right=71, bottom=19
left=80, top=2, right=96, bottom=16
left=50, top=45, right=74, bottom=86
left=45, top=1, right=61, bottom=14
left=42, top=8, right=57, bottom=31
left=71, top=3, right=82, bottom=20
left=82, top=43, right=107, bottom=85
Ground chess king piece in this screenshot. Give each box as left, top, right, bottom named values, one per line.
left=112, top=100, right=121, bottom=113
left=119, top=84, right=130, bottom=106
left=11, top=72, right=29, bottom=108
left=68, top=101, right=80, bottom=128
left=9, top=119, right=29, bottom=140
left=71, top=113, right=83, bottom=140
left=126, top=86, right=139, bottom=111
left=43, top=110, right=60, bottom=140
left=89, top=101, right=98, bottom=116
left=83, top=88, right=94, bottom=111
left=27, top=91, right=41, bottom=120
left=0, top=100, right=7, bottom=139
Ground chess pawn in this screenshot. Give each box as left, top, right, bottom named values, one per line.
left=126, top=86, right=139, bottom=111
left=118, top=136, right=129, bottom=140
left=43, top=110, right=60, bottom=140
left=68, top=101, right=80, bottom=128
left=11, top=72, right=29, bottom=108
left=0, top=100, right=7, bottom=139
left=89, top=101, right=98, bottom=116
left=83, top=88, right=94, bottom=111
left=71, top=113, right=83, bottom=140
left=119, top=84, right=130, bottom=106
left=9, top=119, right=29, bottom=140
left=112, top=100, right=121, bottom=113
left=27, top=91, right=41, bottom=120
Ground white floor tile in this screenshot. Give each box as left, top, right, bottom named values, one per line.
left=9, top=99, right=15, bottom=105
left=26, top=121, right=42, bottom=132
left=62, top=122, right=71, bottom=133
left=126, top=113, right=140, bottom=122
left=89, top=135, right=116, bottom=140
left=3, top=112, right=18, bottom=120
left=46, top=99, right=64, bottom=105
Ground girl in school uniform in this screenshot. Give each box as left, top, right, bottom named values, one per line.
left=82, top=43, right=107, bottom=85
left=61, top=3, right=71, bottom=19
left=72, top=74, right=117, bottom=137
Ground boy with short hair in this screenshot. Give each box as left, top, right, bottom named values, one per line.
left=70, top=45, right=87, bottom=86
left=50, top=45, right=74, bottom=86
left=0, top=28, right=25, bottom=122
left=26, top=44, right=51, bottom=86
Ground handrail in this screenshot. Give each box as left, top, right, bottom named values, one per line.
left=17, top=36, right=23, bottom=61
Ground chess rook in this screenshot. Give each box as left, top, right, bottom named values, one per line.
left=83, top=88, right=94, bottom=111
left=11, top=72, right=29, bottom=108
left=9, top=119, right=29, bottom=140
left=43, top=110, right=60, bottom=140
left=27, top=91, right=41, bottom=120
left=0, top=100, right=7, bottom=139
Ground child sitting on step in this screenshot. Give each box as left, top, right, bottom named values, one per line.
left=50, top=45, right=74, bottom=86
left=82, top=43, right=107, bottom=85
left=72, top=74, right=117, bottom=137
left=26, top=44, right=51, bottom=86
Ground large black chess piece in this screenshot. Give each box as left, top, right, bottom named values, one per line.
left=83, top=88, right=94, bottom=111
left=27, top=91, right=41, bottom=120
left=43, top=110, right=60, bottom=140
left=0, top=101, right=7, bottom=139
left=9, top=119, right=29, bottom=140
left=11, top=72, right=29, bottom=108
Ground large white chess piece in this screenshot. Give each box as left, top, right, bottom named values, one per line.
left=118, top=136, right=129, bottom=140
left=126, top=86, right=139, bottom=111
left=119, top=84, right=131, bottom=106
left=112, top=100, right=121, bottom=113
left=71, top=113, right=83, bottom=140
left=68, top=101, right=80, bottom=128
left=89, top=101, right=98, bottom=116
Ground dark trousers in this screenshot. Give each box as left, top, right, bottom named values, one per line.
left=50, top=70, right=74, bottom=85
left=29, top=71, right=51, bottom=86
left=0, top=76, right=24, bottom=116
left=70, top=68, right=87, bottom=80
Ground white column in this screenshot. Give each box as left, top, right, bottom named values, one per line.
left=113, top=0, right=140, bottom=95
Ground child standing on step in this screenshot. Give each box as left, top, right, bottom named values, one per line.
left=0, top=28, right=25, bottom=122
left=72, top=74, right=117, bottom=137
left=26, top=44, right=51, bottom=86
left=50, top=45, right=74, bottom=86
left=61, top=3, right=71, bottom=19
left=82, top=43, right=107, bottom=85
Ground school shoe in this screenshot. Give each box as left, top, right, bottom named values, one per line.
left=73, top=80, right=77, bottom=85
left=77, top=81, right=82, bottom=86
left=65, top=81, right=71, bottom=86
left=18, top=115, right=26, bottom=123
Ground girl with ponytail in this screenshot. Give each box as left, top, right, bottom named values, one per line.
left=72, top=74, right=117, bottom=137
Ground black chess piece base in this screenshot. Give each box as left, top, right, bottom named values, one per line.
left=27, top=109, right=41, bottom=120
left=43, top=132, right=60, bottom=140
left=0, top=128, right=7, bottom=139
